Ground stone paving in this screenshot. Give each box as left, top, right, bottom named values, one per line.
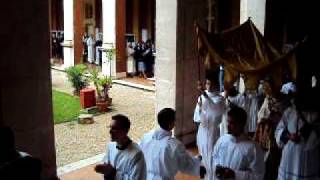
left=51, top=69, right=157, bottom=167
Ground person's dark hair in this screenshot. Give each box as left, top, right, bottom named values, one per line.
left=157, top=108, right=176, bottom=130
left=228, top=107, right=247, bottom=128
left=112, top=114, right=131, bottom=131
left=0, top=126, right=15, bottom=150
left=0, top=156, right=42, bottom=180
left=227, top=86, right=238, bottom=97
left=205, top=69, right=219, bottom=84
left=264, top=76, right=275, bottom=91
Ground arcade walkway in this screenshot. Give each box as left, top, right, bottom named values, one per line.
left=60, top=147, right=200, bottom=180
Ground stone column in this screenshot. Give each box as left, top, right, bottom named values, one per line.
left=62, top=0, right=74, bottom=68
left=0, top=0, right=57, bottom=179
left=156, top=0, right=207, bottom=145
left=240, top=0, right=266, bottom=34
left=155, top=0, right=177, bottom=111
left=101, top=0, right=116, bottom=77
left=146, top=0, right=153, bottom=40
left=115, top=0, right=127, bottom=77
left=132, top=0, right=140, bottom=42
left=73, top=0, right=85, bottom=65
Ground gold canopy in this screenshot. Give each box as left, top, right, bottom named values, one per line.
left=195, top=19, right=297, bottom=91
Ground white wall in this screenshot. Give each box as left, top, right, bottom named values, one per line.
left=240, top=0, right=266, bottom=34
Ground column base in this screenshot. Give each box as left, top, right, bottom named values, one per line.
left=61, top=40, right=74, bottom=68
left=102, top=51, right=116, bottom=77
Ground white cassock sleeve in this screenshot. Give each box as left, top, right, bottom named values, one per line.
left=174, top=141, right=201, bottom=176
left=233, top=147, right=265, bottom=180
left=102, top=146, right=110, bottom=164
left=275, top=111, right=288, bottom=148
left=127, top=151, right=147, bottom=180
left=257, top=97, right=270, bottom=123
left=193, top=96, right=202, bottom=123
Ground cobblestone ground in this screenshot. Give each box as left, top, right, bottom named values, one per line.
left=52, top=69, right=156, bottom=167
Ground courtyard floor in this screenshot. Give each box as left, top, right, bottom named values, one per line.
left=52, top=69, right=157, bottom=167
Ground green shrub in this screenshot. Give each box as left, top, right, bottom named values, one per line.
left=65, top=64, right=88, bottom=95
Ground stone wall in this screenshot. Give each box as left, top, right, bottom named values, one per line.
left=240, top=0, right=266, bottom=34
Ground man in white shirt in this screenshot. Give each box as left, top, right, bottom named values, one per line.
left=140, top=108, right=205, bottom=180
left=95, top=114, right=146, bottom=180
left=212, top=107, right=265, bottom=180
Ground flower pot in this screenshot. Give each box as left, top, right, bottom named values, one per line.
left=96, top=99, right=108, bottom=112
left=107, top=98, right=112, bottom=106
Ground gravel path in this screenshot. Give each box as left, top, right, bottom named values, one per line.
left=52, top=69, right=156, bottom=166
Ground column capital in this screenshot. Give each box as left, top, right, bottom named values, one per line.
left=61, top=40, right=74, bottom=48
left=102, top=42, right=115, bottom=50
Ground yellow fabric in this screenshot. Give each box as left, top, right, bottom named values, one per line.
left=196, top=19, right=297, bottom=91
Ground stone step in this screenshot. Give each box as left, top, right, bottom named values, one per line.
left=78, top=114, right=94, bottom=124
left=80, top=106, right=98, bottom=114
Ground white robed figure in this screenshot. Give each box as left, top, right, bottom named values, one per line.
left=95, top=114, right=146, bottom=180
left=140, top=109, right=203, bottom=179
left=87, top=35, right=95, bottom=63
left=194, top=72, right=225, bottom=180
left=240, top=90, right=259, bottom=133
left=275, top=105, right=320, bottom=180
left=220, top=87, right=244, bottom=136
left=212, top=107, right=265, bottom=180
left=236, top=75, right=259, bottom=133
left=126, top=43, right=136, bottom=75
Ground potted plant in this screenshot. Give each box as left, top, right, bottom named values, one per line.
left=98, top=75, right=112, bottom=105
left=88, top=68, right=112, bottom=112
left=65, top=64, right=88, bottom=96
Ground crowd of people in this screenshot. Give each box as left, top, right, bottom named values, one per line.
left=94, top=70, right=319, bottom=180
left=51, top=31, right=64, bottom=61
left=51, top=31, right=156, bottom=79
left=126, top=40, right=155, bottom=78
left=82, top=32, right=103, bottom=66
left=1, top=70, right=319, bottom=180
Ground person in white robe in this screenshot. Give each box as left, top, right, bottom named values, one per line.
left=212, top=107, right=265, bottom=180
left=275, top=102, right=320, bottom=180
left=220, top=86, right=243, bottom=136
left=193, top=71, right=225, bottom=180
left=87, top=35, right=95, bottom=63
left=95, top=114, right=146, bottom=180
left=140, top=108, right=204, bottom=180
left=126, top=43, right=136, bottom=75
left=242, top=90, right=259, bottom=134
